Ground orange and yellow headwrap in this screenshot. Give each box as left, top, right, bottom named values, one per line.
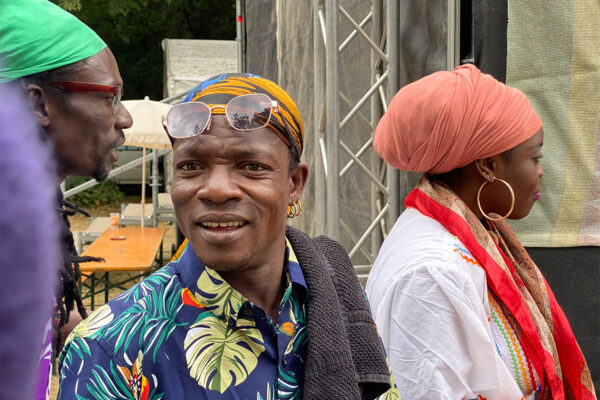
left=182, top=73, right=304, bottom=156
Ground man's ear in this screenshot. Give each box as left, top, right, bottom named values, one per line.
left=25, top=83, right=51, bottom=127
left=474, top=157, right=496, bottom=183
left=289, top=162, right=309, bottom=200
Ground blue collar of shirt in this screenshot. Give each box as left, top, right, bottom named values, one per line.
left=174, top=239, right=308, bottom=323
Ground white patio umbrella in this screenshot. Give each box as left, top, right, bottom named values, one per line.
left=122, top=97, right=173, bottom=227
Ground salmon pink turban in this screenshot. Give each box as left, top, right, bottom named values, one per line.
left=374, top=64, right=542, bottom=174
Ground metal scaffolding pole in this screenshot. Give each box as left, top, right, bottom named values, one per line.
left=313, top=0, right=326, bottom=235
left=386, top=0, right=399, bottom=227
left=371, top=0, right=383, bottom=257
left=447, top=0, right=461, bottom=70
left=236, top=0, right=243, bottom=72
left=325, top=0, right=340, bottom=240
left=314, top=0, right=399, bottom=269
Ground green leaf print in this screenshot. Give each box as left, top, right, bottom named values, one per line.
left=277, top=368, right=300, bottom=399
left=71, top=360, right=164, bottom=400
left=59, top=338, right=91, bottom=380
left=113, top=269, right=172, bottom=303
left=103, top=277, right=187, bottom=362
left=184, top=313, right=265, bottom=393
left=283, top=295, right=307, bottom=358
left=76, top=360, right=135, bottom=400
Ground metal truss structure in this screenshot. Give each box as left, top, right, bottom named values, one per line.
left=311, top=0, right=461, bottom=279
left=312, top=0, right=399, bottom=278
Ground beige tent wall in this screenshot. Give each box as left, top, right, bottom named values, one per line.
left=506, top=0, right=600, bottom=247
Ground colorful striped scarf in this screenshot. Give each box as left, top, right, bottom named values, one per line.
left=405, top=176, right=595, bottom=400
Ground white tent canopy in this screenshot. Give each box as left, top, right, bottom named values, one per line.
left=122, top=96, right=172, bottom=150
left=122, top=97, right=173, bottom=226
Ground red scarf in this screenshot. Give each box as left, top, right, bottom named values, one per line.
left=405, top=177, right=595, bottom=400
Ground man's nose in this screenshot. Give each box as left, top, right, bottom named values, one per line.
left=116, top=102, right=133, bottom=129
left=196, top=166, right=243, bottom=204
left=538, top=163, right=545, bottom=178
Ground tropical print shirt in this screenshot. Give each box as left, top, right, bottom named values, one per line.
left=58, top=239, right=308, bottom=399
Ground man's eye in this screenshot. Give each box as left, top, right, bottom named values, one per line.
left=242, top=163, right=265, bottom=172
left=179, top=162, right=200, bottom=171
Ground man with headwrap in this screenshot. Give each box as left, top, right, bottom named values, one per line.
left=0, top=0, right=132, bottom=397
left=366, top=64, right=595, bottom=399
left=58, top=73, right=397, bottom=399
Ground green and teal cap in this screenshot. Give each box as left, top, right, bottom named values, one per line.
left=0, top=0, right=106, bottom=83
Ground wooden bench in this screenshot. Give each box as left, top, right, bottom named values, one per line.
left=76, top=217, right=112, bottom=253
left=156, top=193, right=176, bottom=223
left=119, top=203, right=154, bottom=226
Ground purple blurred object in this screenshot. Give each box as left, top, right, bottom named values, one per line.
left=0, top=82, right=59, bottom=399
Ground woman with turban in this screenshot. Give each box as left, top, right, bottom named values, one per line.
left=366, top=64, right=595, bottom=400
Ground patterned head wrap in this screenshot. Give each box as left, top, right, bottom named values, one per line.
left=183, top=73, right=304, bottom=156
left=0, top=0, right=106, bottom=83
left=374, top=64, right=542, bottom=174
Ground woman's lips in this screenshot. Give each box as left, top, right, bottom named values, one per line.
left=533, top=192, right=541, bottom=200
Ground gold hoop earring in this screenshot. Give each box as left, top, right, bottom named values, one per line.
left=477, top=178, right=515, bottom=221
left=287, top=202, right=296, bottom=218
left=287, top=200, right=302, bottom=218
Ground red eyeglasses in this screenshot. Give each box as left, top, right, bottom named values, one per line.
left=49, top=81, right=123, bottom=107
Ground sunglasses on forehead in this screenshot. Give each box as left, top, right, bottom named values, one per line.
left=162, top=93, right=280, bottom=139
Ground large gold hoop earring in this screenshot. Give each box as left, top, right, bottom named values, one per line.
left=477, top=178, right=515, bottom=221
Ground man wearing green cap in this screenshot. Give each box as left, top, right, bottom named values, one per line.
left=0, top=0, right=132, bottom=398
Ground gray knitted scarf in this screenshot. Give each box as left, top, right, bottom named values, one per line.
left=286, top=226, right=391, bottom=400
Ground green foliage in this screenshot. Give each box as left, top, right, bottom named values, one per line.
left=52, top=0, right=236, bottom=100
left=56, top=0, right=82, bottom=10
left=64, top=177, right=124, bottom=207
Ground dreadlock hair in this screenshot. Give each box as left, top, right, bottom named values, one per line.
left=54, top=189, right=104, bottom=352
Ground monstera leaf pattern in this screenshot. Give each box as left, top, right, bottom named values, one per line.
left=192, top=267, right=245, bottom=316
left=58, top=243, right=312, bottom=398
left=185, top=313, right=265, bottom=393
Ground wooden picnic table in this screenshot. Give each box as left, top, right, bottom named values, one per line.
left=79, top=226, right=165, bottom=309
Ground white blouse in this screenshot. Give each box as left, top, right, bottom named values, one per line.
left=366, top=207, right=539, bottom=400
